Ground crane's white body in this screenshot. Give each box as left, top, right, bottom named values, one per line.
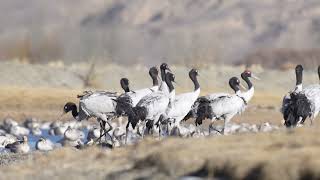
left=209, top=87, right=255, bottom=134
left=301, top=84, right=320, bottom=120
left=79, top=91, right=117, bottom=121
left=159, top=81, right=169, bottom=94
left=122, top=85, right=158, bottom=107
left=165, top=88, right=200, bottom=126
left=136, top=90, right=171, bottom=121
left=205, top=93, right=229, bottom=101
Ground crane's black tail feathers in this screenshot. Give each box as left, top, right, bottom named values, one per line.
left=195, top=98, right=214, bottom=126
left=114, top=96, right=133, bottom=116
left=283, top=92, right=312, bottom=127
left=127, top=106, right=148, bottom=129
left=182, top=110, right=194, bottom=121
left=182, top=96, right=209, bottom=122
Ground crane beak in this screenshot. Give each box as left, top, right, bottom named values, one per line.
left=167, top=67, right=172, bottom=72
left=251, top=74, right=260, bottom=80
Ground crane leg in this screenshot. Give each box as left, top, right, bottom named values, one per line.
left=95, top=120, right=105, bottom=143
left=209, top=121, right=222, bottom=135
left=95, top=119, right=114, bottom=144
left=141, top=121, right=147, bottom=138
left=222, top=116, right=233, bottom=135
left=310, top=117, right=314, bottom=126
left=158, top=123, right=161, bottom=140
left=125, top=121, right=129, bottom=145
left=105, top=120, right=114, bottom=144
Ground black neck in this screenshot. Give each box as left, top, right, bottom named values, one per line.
left=152, top=76, right=159, bottom=86
left=231, top=84, right=240, bottom=93
left=318, top=66, right=320, bottom=81
left=165, top=77, right=174, bottom=93
left=242, top=75, right=253, bottom=89
left=120, top=80, right=130, bottom=93
left=191, top=76, right=200, bottom=91
left=71, top=105, right=78, bottom=118
left=161, top=68, right=166, bottom=81
left=124, top=86, right=130, bottom=93
left=296, top=69, right=303, bottom=86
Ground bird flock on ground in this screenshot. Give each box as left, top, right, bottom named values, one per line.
left=0, top=63, right=319, bottom=153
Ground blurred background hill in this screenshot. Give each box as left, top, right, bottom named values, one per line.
left=0, top=0, right=319, bottom=68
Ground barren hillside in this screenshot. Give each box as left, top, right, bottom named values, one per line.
left=1, top=0, right=320, bottom=67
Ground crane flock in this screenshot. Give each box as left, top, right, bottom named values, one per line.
left=62, top=62, right=262, bottom=144
left=1, top=63, right=319, bottom=153
left=60, top=63, right=320, bottom=145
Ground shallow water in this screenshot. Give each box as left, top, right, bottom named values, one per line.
left=27, top=128, right=89, bottom=150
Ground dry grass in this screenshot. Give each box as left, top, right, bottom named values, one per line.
left=2, top=127, right=320, bottom=179
left=0, top=87, right=80, bottom=121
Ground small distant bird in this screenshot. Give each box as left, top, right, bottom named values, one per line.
left=0, top=134, right=17, bottom=148
left=2, top=117, right=18, bottom=132
left=87, top=126, right=101, bottom=141
left=9, top=125, right=30, bottom=137
left=64, top=126, right=85, bottom=141
left=5, top=136, right=30, bottom=153
left=50, top=121, right=68, bottom=136
left=36, top=137, right=55, bottom=151
left=23, top=117, right=40, bottom=130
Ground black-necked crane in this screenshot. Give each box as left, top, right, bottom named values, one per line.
left=128, top=71, right=176, bottom=139
left=159, top=63, right=172, bottom=94
left=194, top=70, right=258, bottom=134
left=283, top=65, right=320, bottom=127
left=115, top=67, right=159, bottom=116
left=163, top=69, right=200, bottom=134
left=62, top=91, right=118, bottom=142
